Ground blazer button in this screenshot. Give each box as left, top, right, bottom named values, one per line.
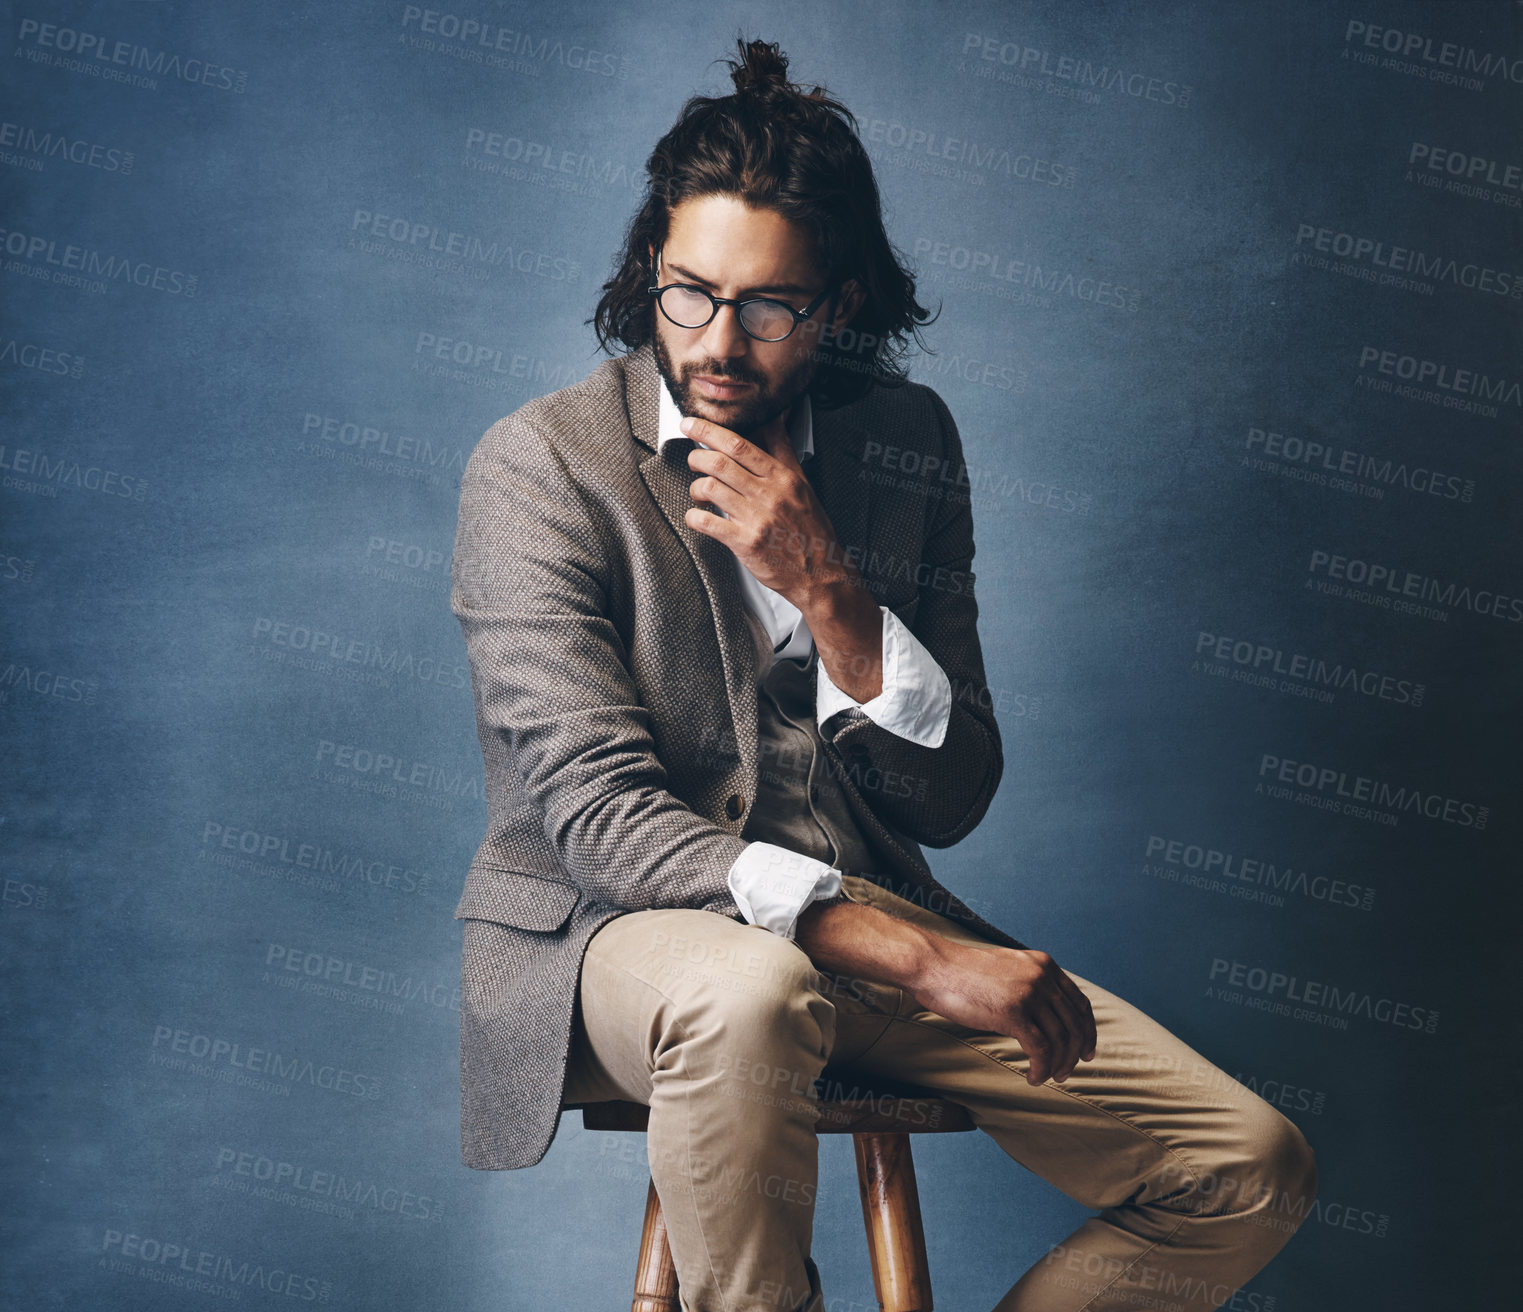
left=725, top=793, right=745, bottom=820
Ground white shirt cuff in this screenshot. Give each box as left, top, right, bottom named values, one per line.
left=816, top=605, right=952, bottom=748
left=727, top=843, right=843, bottom=941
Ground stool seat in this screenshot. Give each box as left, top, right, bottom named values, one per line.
left=577, top=1093, right=973, bottom=1136
left=572, top=1069, right=974, bottom=1312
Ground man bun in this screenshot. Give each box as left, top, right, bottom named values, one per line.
left=727, top=37, right=793, bottom=96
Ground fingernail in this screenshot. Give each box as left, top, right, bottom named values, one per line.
left=679, top=416, right=694, bottom=433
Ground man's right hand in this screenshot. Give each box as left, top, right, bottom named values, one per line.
left=794, top=898, right=1099, bottom=1086
left=906, top=936, right=1098, bottom=1086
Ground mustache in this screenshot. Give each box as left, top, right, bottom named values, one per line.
left=683, top=362, right=761, bottom=385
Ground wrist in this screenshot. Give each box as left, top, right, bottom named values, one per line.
left=797, top=570, right=874, bottom=627
left=803, top=579, right=884, bottom=704
left=902, top=921, right=958, bottom=1001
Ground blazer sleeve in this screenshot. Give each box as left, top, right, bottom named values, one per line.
left=451, top=413, right=747, bottom=915
left=823, top=388, right=1003, bottom=847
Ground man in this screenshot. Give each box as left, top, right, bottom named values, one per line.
left=450, top=37, right=1317, bottom=1312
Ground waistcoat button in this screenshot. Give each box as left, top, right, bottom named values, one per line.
left=725, top=793, right=745, bottom=820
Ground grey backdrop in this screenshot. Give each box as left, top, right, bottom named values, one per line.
left=4, top=1, right=1520, bottom=1309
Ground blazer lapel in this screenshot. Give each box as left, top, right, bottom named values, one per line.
left=806, top=403, right=873, bottom=573
left=622, top=342, right=874, bottom=825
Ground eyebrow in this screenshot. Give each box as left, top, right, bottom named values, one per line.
left=665, top=260, right=814, bottom=298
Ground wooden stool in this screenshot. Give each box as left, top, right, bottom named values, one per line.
left=572, top=1071, right=975, bottom=1312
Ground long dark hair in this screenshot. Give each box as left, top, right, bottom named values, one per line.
left=589, top=35, right=937, bottom=409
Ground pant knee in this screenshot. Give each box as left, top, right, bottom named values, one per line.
left=1155, top=1103, right=1317, bottom=1228
left=1260, top=1113, right=1318, bottom=1222
left=662, top=934, right=837, bottom=1091
left=1211, top=1108, right=1319, bottom=1231
left=726, top=958, right=836, bottom=1073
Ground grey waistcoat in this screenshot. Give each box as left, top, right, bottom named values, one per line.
left=737, top=604, right=880, bottom=877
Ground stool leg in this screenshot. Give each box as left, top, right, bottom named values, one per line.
left=632, top=1176, right=682, bottom=1312
left=854, top=1133, right=933, bottom=1312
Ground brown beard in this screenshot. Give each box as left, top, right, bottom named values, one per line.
left=652, top=330, right=815, bottom=439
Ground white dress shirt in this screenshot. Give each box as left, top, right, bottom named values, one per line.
left=656, top=376, right=953, bottom=939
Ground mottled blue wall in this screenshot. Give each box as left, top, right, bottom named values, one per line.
left=4, top=2, right=1519, bottom=1308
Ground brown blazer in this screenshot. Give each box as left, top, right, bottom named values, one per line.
left=450, top=340, right=1026, bottom=1170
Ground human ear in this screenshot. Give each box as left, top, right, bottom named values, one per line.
left=832, top=279, right=864, bottom=328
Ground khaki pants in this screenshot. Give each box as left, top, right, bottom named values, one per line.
left=563, top=876, right=1317, bottom=1312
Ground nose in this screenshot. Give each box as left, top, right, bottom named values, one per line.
left=698, top=300, right=751, bottom=364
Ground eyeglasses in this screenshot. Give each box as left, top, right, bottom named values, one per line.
left=647, top=252, right=836, bottom=342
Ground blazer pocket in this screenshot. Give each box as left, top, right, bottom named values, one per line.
left=455, top=865, right=580, bottom=931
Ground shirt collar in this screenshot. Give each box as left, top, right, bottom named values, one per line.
left=657, top=371, right=814, bottom=462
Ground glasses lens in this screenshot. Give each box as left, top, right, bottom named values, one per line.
left=659, top=286, right=715, bottom=329
left=739, top=299, right=797, bottom=341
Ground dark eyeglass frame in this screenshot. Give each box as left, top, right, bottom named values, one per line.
left=647, top=251, right=837, bottom=342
